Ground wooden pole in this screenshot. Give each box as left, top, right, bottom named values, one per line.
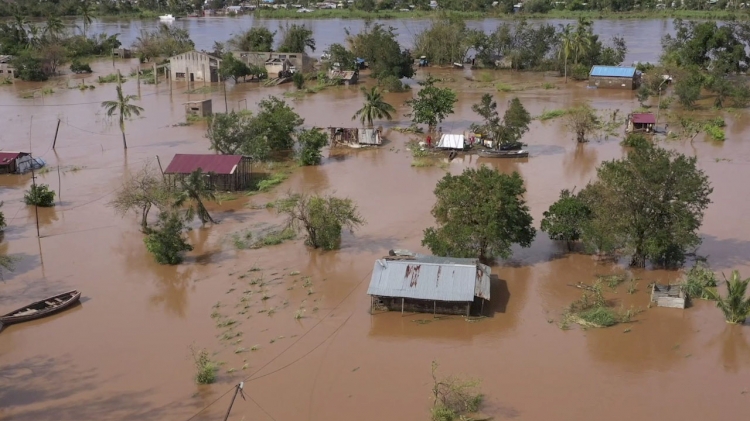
left=401, top=298, right=404, bottom=316
left=222, top=382, right=244, bottom=421
left=52, top=119, right=60, bottom=149
left=153, top=63, right=158, bottom=86
left=370, top=296, right=373, bottom=314
left=466, top=303, right=470, bottom=318
left=433, top=301, right=436, bottom=317
left=156, top=155, right=165, bottom=181
left=223, top=75, right=228, bottom=112
left=137, top=65, right=140, bottom=90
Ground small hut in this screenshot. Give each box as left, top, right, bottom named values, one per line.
left=626, top=113, right=656, bottom=133
left=0, top=152, right=43, bottom=174
left=367, top=252, right=491, bottom=316
left=329, top=127, right=382, bottom=147
left=184, top=99, right=213, bottom=117
left=650, top=284, right=686, bottom=309
left=112, top=48, right=132, bottom=59
left=164, top=154, right=252, bottom=191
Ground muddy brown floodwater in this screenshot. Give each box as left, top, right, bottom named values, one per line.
left=1, top=60, right=750, bottom=421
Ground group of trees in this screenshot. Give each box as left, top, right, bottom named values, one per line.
left=471, top=94, right=531, bottom=148
left=228, top=23, right=315, bottom=54
left=345, top=23, right=414, bottom=91
left=133, top=23, right=195, bottom=62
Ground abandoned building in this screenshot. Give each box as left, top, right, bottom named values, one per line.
left=164, top=154, right=252, bottom=191
left=0, top=55, right=15, bottom=79
left=184, top=99, right=213, bottom=117
left=264, top=57, right=292, bottom=77
left=236, top=51, right=313, bottom=73
left=588, top=66, right=641, bottom=90
left=651, top=284, right=686, bottom=309
left=0, top=152, right=45, bottom=174
left=367, top=254, right=491, bottom=316
left=625, top=112, right=656, bottom=133
left=112, top=48, right=132, bottom=59
left=329, top=127, right=382, bottom=147
left=169, top=50, right=221, bottom=83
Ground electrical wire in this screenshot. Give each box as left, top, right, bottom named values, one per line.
left=182, top=269, right=372, bottom=421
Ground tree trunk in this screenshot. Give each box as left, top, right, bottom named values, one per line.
left=564, top=60, right=568, bottom=83
left=141, top=203, right=151, bottom=232
left=121, top=129, right=128, bottom=149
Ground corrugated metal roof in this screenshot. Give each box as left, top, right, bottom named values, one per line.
left=631, top=113, right=655, bottom=124
left=0, top=152, right=26, bottom=164
left=367, top=257, right=491, bottom=302
left=358, top=128, right=381, bottom=145
left=436, top=134, right=465, bottom=149
left=164, top=154, right=243, bottom=175
left=589, top=66, right=637, bottom=78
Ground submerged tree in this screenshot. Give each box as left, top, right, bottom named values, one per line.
left=277, top=23, right=315, bottom=53
left=228, top=27, right=275, bottom=52
left=110, top=163, right=170, bottom=231
left=297, top=129, right=328, bottom=166
left=471, top=95, right=530, bottom=148
left=277, top=193, right=365, bottom=250
left=423, top=166, right=535, bottom=260
left=174, top=169, right=216, bottom=225
left=144, top=211, right=193, bottom=265
left=346, top=23, right=414, bottom=80
left=706, top=271, right=750, bottom=324
left=470, top=94, right=501, bottom=139
left=406, top=76, right=457, bottom=132
left=24, top=184, right=56, bottom=207
left=352, top=86, right=395, bottom=127
left=564, top=104, right=599, bottom=143
left=101, top=79, right=144, bottom=149
left=219, top=52, right=252, bottom=83
left=540, top=189, right=590, bottom=251
left=206, top=111, right=257, bottom=155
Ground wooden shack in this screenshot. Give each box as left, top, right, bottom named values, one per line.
left=164, top=154, right=252, bottom=191
left=0, top=152, right=30, bottom=174
left=112, top=48, right=132, bottom=59
left=184, top=99, right=213, bottom=117
left=650, top=284, right=686, bottom=309
left=329, top=127, right=382, bottom=147
left=626, top=113, right=656, bottom=133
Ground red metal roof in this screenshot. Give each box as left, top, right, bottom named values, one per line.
left=164, top=154, right=243, bottom=175
left=631, top=113, right=656, bottom=124
left=0, top=152, right=26, bottom=164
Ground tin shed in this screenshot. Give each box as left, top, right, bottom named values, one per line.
left=164, top=154, right=252, bottom=191
left=588, top=66, right=640, bottom=90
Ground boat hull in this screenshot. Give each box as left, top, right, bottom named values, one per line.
left=0, top=290, right=81, bottom=326
left=477, top=150, right=529, bottom=158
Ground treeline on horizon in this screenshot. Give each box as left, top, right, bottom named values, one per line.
left=2, top=0, right=749, bottom=18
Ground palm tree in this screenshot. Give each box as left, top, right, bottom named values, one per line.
left=706, top=271, right=750, bottom=324
left=44, top=15, right=65, bottom=41
left=572, top=18, right=593, bottom=65
left=12, top=12, right=28, bottom=46
left=174, top=169, right=216, bottom=225
left=558, top=24, right=573, bottom=83
left=352, top=86, right=395, bottom=128
left=79, top=1, right=95, bottom=37
left=101, top=78, right=144, bottom=149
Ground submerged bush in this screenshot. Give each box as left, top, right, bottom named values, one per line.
left=143, top=212, right=193, bottom=265
left=192, top=348, right=217, bottom=384
left=621, top=133, right=650, bottom=148
left=24, top=184, right=56, bottom=207
left=681, top=262, right=718, bottom=300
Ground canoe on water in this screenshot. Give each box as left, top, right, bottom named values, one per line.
left=0, top=290, right=81, bottom=327
left=477, top=149, right=529, bottom=158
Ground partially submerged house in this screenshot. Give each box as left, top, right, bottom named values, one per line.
left=169, top=50, right=222, bottom=82
left=164, top=154, right=252, bottom=191
left=588, top=66, right=641, bottom=90
left=436, top=134, right=466, bottom=150
left=237, top=51, right=313, bottom=73
left=112, top=48, right=132, bottom=59
left=0, top=152, right=44, bottom=174
left=0, top=55, right=15, bottom=79
left=626, top=112, right=656, bottom=133
left=367, top=253, right=491, bottom=316
left=328, top=69, right=358, bottom=85
left=264, top=57, right=292, bottom=77
left=184, top=99, right=212, bottom=117
left=329, top=127, right=382, bottom=147
left=651, top=284, right=686, bottom=309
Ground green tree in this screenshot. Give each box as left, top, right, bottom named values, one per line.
left=101, top=80, right=144, bottom=149
left=277, top=193, right=365, bottom=250
left=324, top=43, right=356, bottom=71
left=352, top=86, right=395, bottom=127
left=292, top=71, right=305, bottom=90
left=346, top=23, right=414, bottom=80
left=571, top=18, right=593, bottom=65
left=564, top=104, right=599, bottom=143
left=144, top=211, right=193, bottom=265
left=297, top=129, right=328, bottom=166
left=277, top=24, right=315, bottom=53
left=540, top=189, right=590, bottom=251
left=406, top=76, right=457, bottom=132
left=558, top=24, right=573, bottom=82
left=24, top=184, right=56, bottom=207
left=497, top=97, right=531, bottom=147
left=579, top=143, right=712, bottom=267
left=11, top=52, right=47, bottom=81
left=252, top=96, right=304, bottom=156
left=219, top=52, right=251, bottom=83
left=470, top=93, right=501, bottom=139
left=44, top=15, right=65, bottom=40
left=705, top=271, right=750, bottom=324
left=413, top=18, right=476, bottom=66
left=422, top=166, right=536, bottom=259
left=79, top=1, right=95, bottom=37
left=228, top=27, right=275, bottom=52
left=705, top=72, right=732, bottom=109
left=110, top=163, right=170, bottom=231
left=206, top=111, right=257, bottom=155
left=636, top=84, right=651, bottom=106
left=675, top=70, right=703, bottom=109
left=174, top=169, right=216, bottom=225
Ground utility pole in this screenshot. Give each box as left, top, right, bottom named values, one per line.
left=52, top=119, right=61, bottom=149
left=29, top=116, right=40, bottom=238
left=223, top=382, right=245, bottom=421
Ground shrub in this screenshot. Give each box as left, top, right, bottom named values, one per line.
left=70, top=60, right=92, bottom=74
left=430, top=361, right=483, bottom=421
left=143, top=212, right=193, bottom=265
left=621, top=133, right=650, bottom=148
left=570, top=64, right=589, bottom=81
left=377, top=75, right=409, bottom=92
left=24, top=184, right=56, bottom=207
left=277, top=193, right=364, bottom=250
left=681, top=262, right=717, bottom=300
left=292, top=71, right=305, bottom=89
left=297, top=129, right=328, bottom=166
left=0, top=201, right=5, bottom=231
left=703, top=124, right=725, bottom=141
left=192, top=348, right=217, bottom=384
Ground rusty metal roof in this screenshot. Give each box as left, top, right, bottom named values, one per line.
left=631, top=113, right=656, bottom=124
left=0, top=152, right=27, bottom=164
left=164, top=154, right=243, bottom=175
left=367, top=256, right=491, bottom=302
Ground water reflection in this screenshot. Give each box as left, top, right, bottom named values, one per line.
left=710, top=326, right=750, bottom=373
left=563, top=143, right=598, bottom=183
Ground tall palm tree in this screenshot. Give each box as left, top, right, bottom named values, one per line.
left=44, top=15, right=65, bottom=41
left=12, top=12, right=28, bottom=46
left=101, top=78, right=144, bottom=149
left=26, top=25, right=43, bottom=50
left=706, top=271, right=750, bottom=324
left=352, top=86, right=395, bottom=127
left=558, top=24, right=573, bottom=83
left=174, top=169, right=216, bottom=225
left=572, top=18, right=593, bottom=65
left=79, top=1, right=95, bottom=37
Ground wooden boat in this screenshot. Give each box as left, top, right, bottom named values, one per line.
left=0, top=290, right=81, bottom=326
left=477, top=149, right=529, bottom=158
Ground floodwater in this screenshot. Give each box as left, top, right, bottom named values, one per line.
left=80, top=16, right=675, bottom=63
left=1, top=60, right=750, bottom=421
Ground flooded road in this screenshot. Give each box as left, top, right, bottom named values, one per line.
left=80, top=16, right=675, bottom=63
left=1, top=61, right=750, bottom=421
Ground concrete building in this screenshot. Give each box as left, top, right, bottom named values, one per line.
left=169, top=51, right=222, bottom=83
left=264, top=57, right=292, bottom=77
left=588, top=65, right=641, bottom=90
left=367, top=252, right=491, bottom=316
left=184, top=99, right=213, bottom=118
left=237, top=51, right=313, bottom=73
left=0, top=55, right=15, bottom=79
left=164, top=154, right=252, bottom=191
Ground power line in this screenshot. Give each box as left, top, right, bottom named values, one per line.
left=182, top=269, right=372, bottom=421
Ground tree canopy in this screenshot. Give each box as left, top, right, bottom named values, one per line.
left=228, top=27, right=275, bottom=52
left=540, top=189, right=591, bottom=250
left=423, top=166, right=536, bottom=260
left=277, top=23, right=315, bottom=53
left=406, top=76, right=457, bottom=132
left=277, top=193, right=365, bottom=250
left=346, top=23, right=414, bottom=80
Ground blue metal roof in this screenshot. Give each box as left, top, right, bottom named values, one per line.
left=589, top=66, right=637, bottom=78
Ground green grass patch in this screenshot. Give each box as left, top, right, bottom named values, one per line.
left=97, top=73, right=125, bottom=83
left=495, top=82, right=514, bottom=92
left=252, top=227, right=296, bottom=248
left=537, top=109, right=568, bottom=121
left=184, top=86, right=218, bottom=94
